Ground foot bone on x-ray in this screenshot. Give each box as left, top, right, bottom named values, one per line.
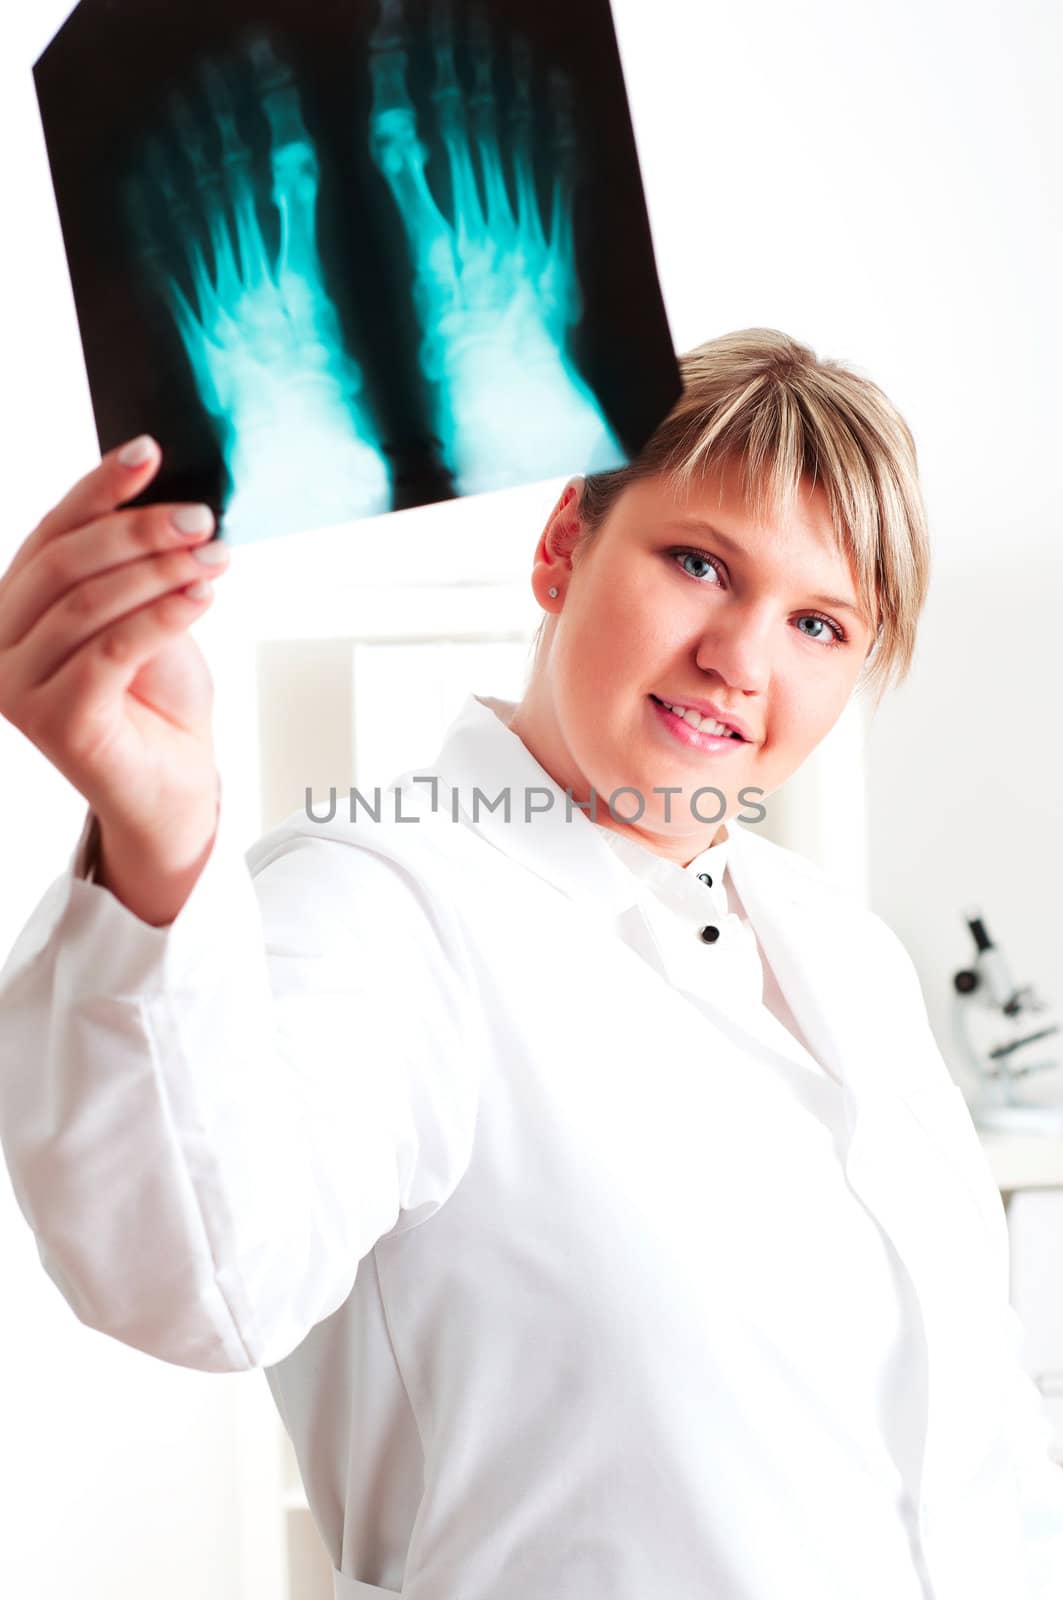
left=123, top=34, right=393, bottom=544
left=368, top=0, right=625, bottom=496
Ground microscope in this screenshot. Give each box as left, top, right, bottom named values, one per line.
left=952, top=907, right=1063, bottom=1135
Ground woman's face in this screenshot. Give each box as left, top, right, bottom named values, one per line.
left=510, top=459, right=878, bottom=865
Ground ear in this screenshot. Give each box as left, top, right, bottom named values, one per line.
left=530, top=476, right=586, bottom=607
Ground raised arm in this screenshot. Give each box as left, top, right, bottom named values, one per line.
left=0, top=440, right=483, bottom=1371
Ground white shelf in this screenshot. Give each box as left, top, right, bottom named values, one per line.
left=979, top=1132, right=1063, bottom=1193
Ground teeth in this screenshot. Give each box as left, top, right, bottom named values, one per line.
left=661, top=699, right=737, bottom=738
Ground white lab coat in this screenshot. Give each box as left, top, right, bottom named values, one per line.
left=0, top=689, right=1061, bottom=1600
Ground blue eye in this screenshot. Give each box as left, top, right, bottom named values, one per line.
left=675, top=550, right=722, bottom=583
left=796, top=614, right=847, bottom=647
left=668, top=547, right=848, bottom=649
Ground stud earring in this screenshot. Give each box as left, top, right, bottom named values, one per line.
left=548, top=586, right=559, bottom=598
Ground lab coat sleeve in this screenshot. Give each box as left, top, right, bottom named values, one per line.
left=0, top=793, right=485, bottom=1374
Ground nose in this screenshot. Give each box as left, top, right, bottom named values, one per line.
left=694, top=599, right=773, bottom=694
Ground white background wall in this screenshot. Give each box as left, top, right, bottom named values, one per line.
left=1, top=0, right=1061, bottom=1594
left=607, top=0, right=1063, bottom=1072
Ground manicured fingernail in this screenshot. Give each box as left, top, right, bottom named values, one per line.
left=118, top=434, right=156, bottom=467
left=171, top=504, right=215, bottom=536
left=192, top=540, right=228, bottom=565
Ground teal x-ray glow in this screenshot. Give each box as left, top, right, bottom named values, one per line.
left=124, top=36, right=392, bottom=545
left=368, top=0, right=626, bottom=497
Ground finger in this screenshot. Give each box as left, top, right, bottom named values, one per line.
left=7, top=541, right=226, bottom=697
left=8, top=434, right=163, bottom=581
left=36, top=578, right=217, bottom=743
left=0, top=498, right=217, bottom=652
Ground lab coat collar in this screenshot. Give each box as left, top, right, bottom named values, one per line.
left=429, top=692, right=654, bottom=920
left=429, top=692, right=889, bottom=1106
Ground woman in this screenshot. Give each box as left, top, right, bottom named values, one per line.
left=0, top=329, right=1061, bottom=1599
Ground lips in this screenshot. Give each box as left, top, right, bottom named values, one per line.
left=649, top=694, right=748, bottom=741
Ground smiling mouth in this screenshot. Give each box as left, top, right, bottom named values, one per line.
left=649, top=694, right=746, bottom=741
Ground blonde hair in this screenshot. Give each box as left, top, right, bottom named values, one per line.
left=532, top=327, right=931, bottom=710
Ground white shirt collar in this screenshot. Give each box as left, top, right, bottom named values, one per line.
left=596, top=815, right=733, bottom=898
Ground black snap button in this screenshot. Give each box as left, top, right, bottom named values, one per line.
left=697, top=872, right=713, bottom=888
left=698, top=924, right=721, bottom=943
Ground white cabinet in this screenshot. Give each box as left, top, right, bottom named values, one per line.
left=1007, top=1189, right=1063, bottom=1383
left=1005, top=1185, right=1063, bottom=1462
left=279, top=1430, right=334, bottom=1600
left=978, top=1133, right=1063, bottom=1465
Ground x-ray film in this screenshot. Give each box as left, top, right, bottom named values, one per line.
left=34, top=0, right=681, bottom=545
